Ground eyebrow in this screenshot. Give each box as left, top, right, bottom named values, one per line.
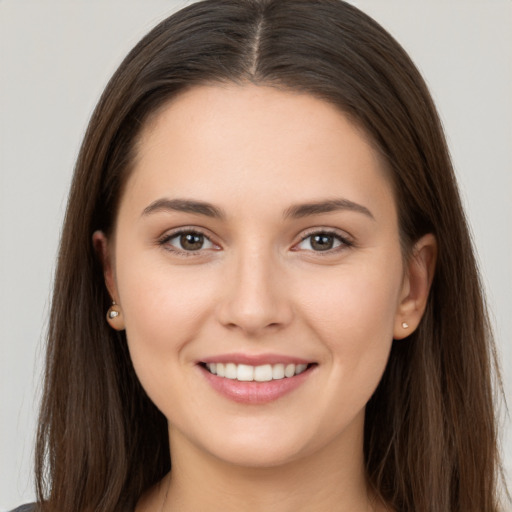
left=142, top=198, right=226, bottom=219
left=283, top=198, right=375, bottom=221
left=141, top=197, right=375, bottom=221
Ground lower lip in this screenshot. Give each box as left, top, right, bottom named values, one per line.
left=199, top=365, right=315, bottom=404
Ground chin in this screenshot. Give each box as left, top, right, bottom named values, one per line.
left=207, top=438, right=308, bottom=469
left=187, top=414, right=349, bottom=470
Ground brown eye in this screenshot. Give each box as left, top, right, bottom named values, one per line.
left=162, top=230, right=216, bottom=253
left=295, top=231, right=350, bottom=253
left=310, top=234, right=335, bottom=251
left=180, top=232, right=205, bottom=251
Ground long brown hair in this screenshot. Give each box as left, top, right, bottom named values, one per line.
left=35, top=1, right=507, bottom=511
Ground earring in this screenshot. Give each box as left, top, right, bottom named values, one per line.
left=107, top=300, right=120, bottom=321
left=401, top=322, right=409, bottom=329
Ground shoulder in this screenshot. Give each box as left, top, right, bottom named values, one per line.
left=9, top=505, right=36, bottom=512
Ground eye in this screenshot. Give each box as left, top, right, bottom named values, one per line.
left=295, top=231, right=351, bottom=252
left=160, top=230, right=217, bottom=253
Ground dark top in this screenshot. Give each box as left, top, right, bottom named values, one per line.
left=10, top=505, right=36, bottom=512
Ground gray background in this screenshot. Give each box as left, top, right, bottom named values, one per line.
left=1, top=1, right=510, bottom=508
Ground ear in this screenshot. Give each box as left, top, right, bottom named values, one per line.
left=92, top=230, right=125, bottom=331
left=394, top=233, right=437, bottom=340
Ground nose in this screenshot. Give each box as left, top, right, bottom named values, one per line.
left=215, top=248, right=294, bottom=337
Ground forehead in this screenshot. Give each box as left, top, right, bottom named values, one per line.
left=123, top=83, right=395, bottom=222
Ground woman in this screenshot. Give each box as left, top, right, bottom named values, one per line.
left=12, top=0, right=507, bottom=510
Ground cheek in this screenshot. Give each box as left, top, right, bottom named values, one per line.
left=297, top=255, right=402, bottom=383
left=118, top=252, right=215, bottom=330
left=292, top=263, right=400, bottom=436
left=301, top=265, right=400, bottom=340
left=115, top=256, right=217, bottom=388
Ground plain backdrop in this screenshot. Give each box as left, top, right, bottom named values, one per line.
left=1, top=1, right=511, bottom=509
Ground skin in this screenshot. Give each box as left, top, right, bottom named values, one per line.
left=95, top=84, right=436, bottom=512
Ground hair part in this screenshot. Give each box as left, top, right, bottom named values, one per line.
left=36, top=1, right=507, bottom=511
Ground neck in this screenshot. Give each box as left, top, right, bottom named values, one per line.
left=156, top=415, right=380, bottom=512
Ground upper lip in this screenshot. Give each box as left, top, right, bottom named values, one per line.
left=199, top=353, right=314, bottom=366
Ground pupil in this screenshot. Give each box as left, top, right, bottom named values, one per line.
left=311, top=234, right=333, bottom=251
left=180, top=233, right=204, bottom=250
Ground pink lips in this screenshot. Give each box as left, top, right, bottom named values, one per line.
left=198, top=353, right=316, bottom=405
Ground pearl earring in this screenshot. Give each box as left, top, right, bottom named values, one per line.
left=401, top=322, right=409, bottom=329
left=107, top=300, right=120, bottom=320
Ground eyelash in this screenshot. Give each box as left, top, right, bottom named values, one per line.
left=157, top=228, right=354, bottom=257
left=295, top=229, right=354, bottom=255
left=158, top=228, right=218, bottom=257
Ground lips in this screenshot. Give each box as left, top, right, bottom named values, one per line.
left=198, top=354, right=316, bottom=404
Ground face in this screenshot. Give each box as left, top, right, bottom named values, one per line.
left=98, top=84, right=423, bottom=469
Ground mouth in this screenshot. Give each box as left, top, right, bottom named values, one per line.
left=198, top=358, right=317, bottom=404
left=200, top=361, right=314, bottom=382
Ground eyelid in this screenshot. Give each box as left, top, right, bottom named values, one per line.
left=292, top=227, right=354, bottom=253
left=157, top=226, right=221, bottom=256
left=156, top=225, right=354, bottom=256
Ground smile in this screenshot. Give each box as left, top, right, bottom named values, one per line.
left=204, top=362, right=309, bottom=382
left=199, top=358, right=317, bottom=404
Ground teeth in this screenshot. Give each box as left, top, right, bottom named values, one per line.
left=205, top=362, right=309, bottom=381
left=296, top=364, right=307, bottom=375
left=272, top=363, right=285, bottom=380
left=284, top=363, right=295, bottom=378
left=254, top=364, right=272, bottom=382
left=225, top=363, right=237, bottom=379
left=237, top=364, right=254, bottom=381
